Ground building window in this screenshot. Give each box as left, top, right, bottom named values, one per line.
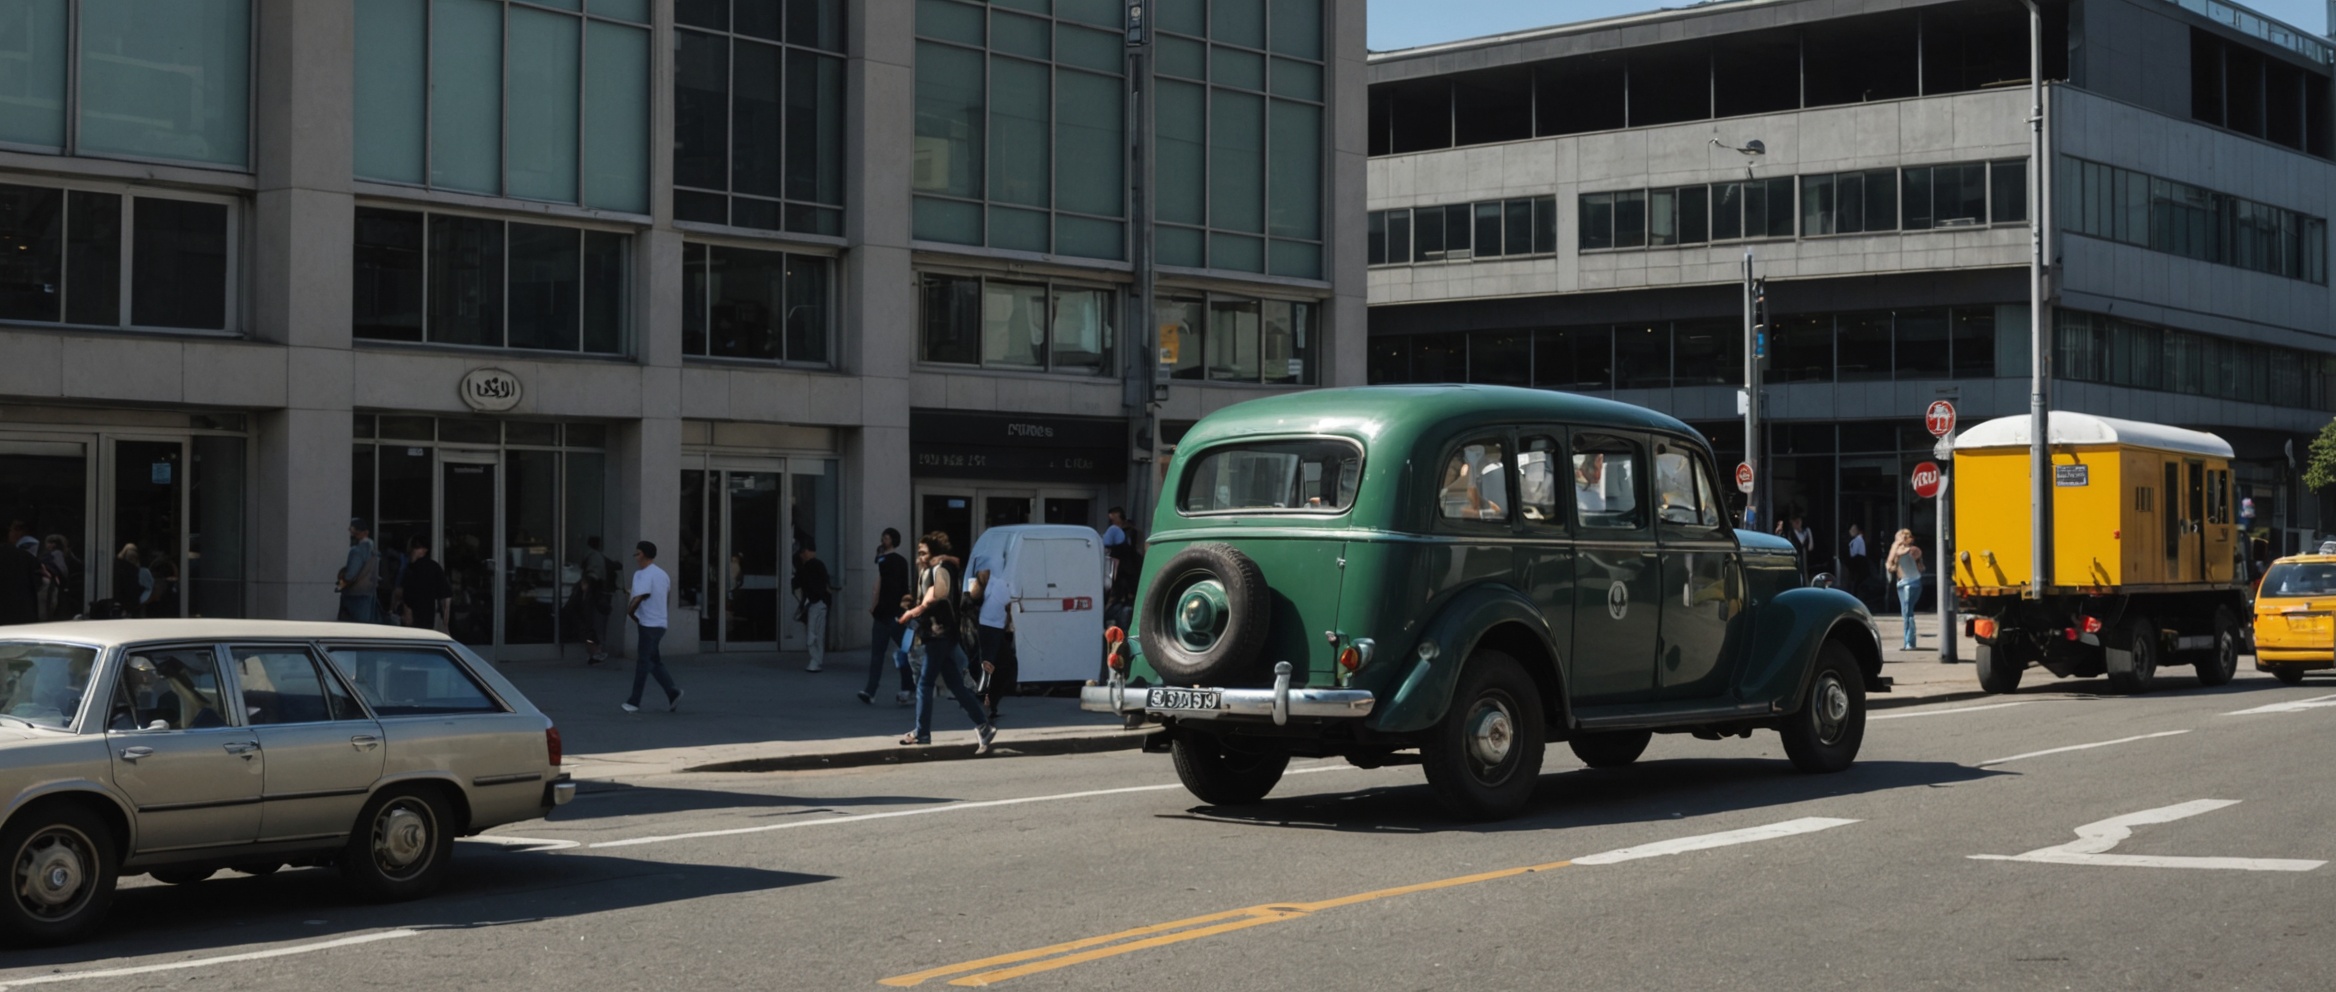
left=0, top=180, right=234, bottom=331
left=354, top=0, right=651, bottom=212
left=1800, top=169, right=1898, bottom=235
left=1155, top=0, right=1323, bottom=277
left=352, top=206, right=626, bottom=354
left=673, top=0, right=846, bottom=234
left=0, top=1, right=251, bottom=168
left=680, top=242, right=832, bottom=365
left=1156, top=293, right=1317, bottom=385
left=916, top=271, right=1116, bottom=375
left=2062, top=155, right=2328, bottom=284
left=1369, top=196, right=1554, bottom=265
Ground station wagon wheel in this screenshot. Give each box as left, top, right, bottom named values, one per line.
left=1421, top=649, right=1545, bottom=821
left=0, top=805, right=118, bottom=946
left=2191, top=607, right=2240, bottom=687
left=2108, top=617, right=2159, bottom=695
left=340, top=788, right=455, bottom=903
left=1779, top=641, right=1865, bottom=774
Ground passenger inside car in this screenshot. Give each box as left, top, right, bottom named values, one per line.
left=111, top=652, right=227, bottom=730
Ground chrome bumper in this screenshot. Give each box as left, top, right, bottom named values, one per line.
left=544, top=776, right=575, bottom=807
left=1080, top=662, right=1375, bottom=725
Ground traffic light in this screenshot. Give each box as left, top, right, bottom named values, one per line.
left=1752, top=278, right=1768, bottom=360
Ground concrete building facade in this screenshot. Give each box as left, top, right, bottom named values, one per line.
left=0, top=0, right=1366, bottom=658
left=1365, top=0, right=2336, bottom=588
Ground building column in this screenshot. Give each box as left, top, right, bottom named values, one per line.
left=1325, top=0, right=1369, bottom=388
left=611, top=412, right=683, bottom=657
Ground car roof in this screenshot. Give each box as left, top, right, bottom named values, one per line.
left=2266, top=555, right=2336, bottom=568
left=1179, top=384, right=1701, bottom=449
left=0, top=618, right=459, bottom=649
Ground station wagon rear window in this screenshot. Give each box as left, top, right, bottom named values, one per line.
left=1180, top=440, right=1362, bottom=514
left=0, top=641, right=97, bottom=729
left=325, top=647, right=505, bottom=716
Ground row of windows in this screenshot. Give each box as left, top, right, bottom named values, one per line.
left=0, top=180, right=231, bottom=332
left=1577, top=160, right=2026, bottom=253
left=674, top=0, right=846, bottom=235
left=2055, top=310, right=2336, bottom=412
left=352, top=207, right=629, bottom=354
left=1425, top=433, right=1728, bottom=542
left=0, top=0, right=251, bottom=168
left=1368, top=306, right=2022, bottom=390
left=2060, top=156, right=2328, bottom=284
left=1365, top=197, right=1558, bottom=265
left=681, top=243, right=832, bottom=366
left=914, top=272, right=1320, bottom=384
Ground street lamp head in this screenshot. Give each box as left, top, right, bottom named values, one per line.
left=1710, top=137, right=1766, bottom=156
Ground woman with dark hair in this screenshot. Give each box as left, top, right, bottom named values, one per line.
left=897, top=531, right=996, bottom=753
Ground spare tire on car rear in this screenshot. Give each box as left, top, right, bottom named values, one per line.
left=1139, top=543, right=1272, bottom=686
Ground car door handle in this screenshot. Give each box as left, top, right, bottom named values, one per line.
left=350, top=735, right=381, bottom=751
left=222, top=741, right=260, bottom=756
left=119, top=746, right=155, bottom=762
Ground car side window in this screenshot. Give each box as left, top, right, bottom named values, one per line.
left=324, top=647, right=504, bottom=716
left=110, top=647, right=230, bottom=731
left=1518, top=435, right=1563, bottom=526
left=233, top=647, right=364, bottom=725
left=1572, top=433, right=1645, bottom=532
left=1438, top=438, right=1510, bottom=524
left=1655, top=442, right=1726, bottom=537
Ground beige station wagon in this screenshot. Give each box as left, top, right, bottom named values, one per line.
left=0, top=620, right=572, bottom=945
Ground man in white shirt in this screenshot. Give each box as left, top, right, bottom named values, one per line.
left=623, top=540, right=682, bottom=713
left=964, top=541, right=1016, bottom=721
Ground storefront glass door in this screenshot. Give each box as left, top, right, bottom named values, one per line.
left=440, top=452, right=500, bottom=647
left=0, top=439, right=88, bottom=621
left=682, top=458, right=839, bottom=653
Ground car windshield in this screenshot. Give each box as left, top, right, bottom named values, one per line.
left=1180, top=440, right=1362, bottom=514
left=2263, top=562, right=2336, bottom=597
left=0, top=641, right=100, bottom=729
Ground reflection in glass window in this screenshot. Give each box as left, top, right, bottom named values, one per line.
left=2265, top=562, right=2336, bottom=597
left=1438, top=440, right=1508, bottom=523
left=1655, top=446, right=1722, bottom=531
left=1519, top=436, right=1560, bottom=525
left=0, top=642, right=97, bottom=729
left=0, top=182, right=224, bottom=331
left=354, top=208, right=626, bottom=354
left=680, top=242, right=832, bottom=365
left=1573, top=437, right=1641, bottom=531
left=324, top=648, right=503, bottom=716
left=982, top=280, right=1048, bottom=368
left=1180, top=440, right=1361, bottom=514
left=232, top=647, right=361, bottom=725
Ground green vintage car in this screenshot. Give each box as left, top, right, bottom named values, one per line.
left=1083, top=385, right=1887, bottom=820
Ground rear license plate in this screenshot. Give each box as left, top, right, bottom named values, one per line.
left=1147, top=688, right=1222, bottom=711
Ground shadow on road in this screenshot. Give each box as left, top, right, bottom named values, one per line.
left=6, top=848, right=828, bottom=972
left=550, top=779, right=952, bottom=822
left=1167, top=758, right=2005, bottom=835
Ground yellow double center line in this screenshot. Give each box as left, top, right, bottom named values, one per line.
left=879, top=859, right=1575, bottom=987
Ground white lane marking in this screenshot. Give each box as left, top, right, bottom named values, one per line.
left=1572, top=817, right=1860, bottom=866
left=0, top=930, right=419, bottom=989
left=1976, top=729, right=2188, bottom=767
left=463, top=835, right=581, bottom=853
left=1871, top=701, right=2033, bottom=721
left=588, top=764, right=1359, bottom=849
left=1969, top=800, right=2325, bottom=872
left=2225, top=692, right=2336, bottom=715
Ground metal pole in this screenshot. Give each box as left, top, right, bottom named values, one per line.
left=1125, top=1, right=1159, bottom=529
left=1742, top=250, right=1757, bottom=530
left=1938, top=471, right=1957, bottom=662
left=2019, top=0, right=2050, bottom=598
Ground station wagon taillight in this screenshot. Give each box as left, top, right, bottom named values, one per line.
left=546, top=726, right=564, bottom=766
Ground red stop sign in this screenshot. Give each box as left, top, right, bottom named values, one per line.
left=1924, top=400, right=1957, bottom=437
left=1734, top=462, right=1755, bottom=494
left=1911, top=461, right=1944, bottom=498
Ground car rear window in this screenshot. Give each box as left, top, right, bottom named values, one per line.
left=1180, top=440, right=1361, bottom=514
left=325, top=647, right=505, bottom=716
left=2263, top=562, right=2336, bottom=597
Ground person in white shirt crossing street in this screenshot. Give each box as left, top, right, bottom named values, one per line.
left=623, top=540, right=682, bottom=713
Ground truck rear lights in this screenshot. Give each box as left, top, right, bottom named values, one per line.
left=2081, top=616, right=2104, bottom=634
left=2063, top=627, right=2081, bottom=642
left=1970, top=617, right=1998, bottom=639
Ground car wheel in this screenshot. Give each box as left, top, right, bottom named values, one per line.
left=2192, top=608, right=2241, bottom=687
left=1974, top=637, right=2024, bottom=694
left=1169, top=732, right=1288, bottom=806
left=0, top=804, right=118, bottom=946
left=1779, top=641, right=1866, bottom=774
left=2270, top=665, right=2307, bottom=686
left=341, top=788, right=454, bottom=903
left=2109, top=618, right=2159, bottom=694
left=1421, top=649, right=1546, bottom=821
left=1138, top=543, right=1272, bottom=686
left=148, top=868, right=215, bottom=885
left=1568, top=730, right=1651, bottom=768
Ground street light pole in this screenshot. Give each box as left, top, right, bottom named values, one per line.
left=2018, top=0, right=2050, bottom=598
left=1742, top=250, right=1759, bottom=530
left=1124, top=0, right=1160, bottom=529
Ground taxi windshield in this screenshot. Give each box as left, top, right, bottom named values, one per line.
left=2262, top=562, right=2336, bottom=598
left=1181, top=440, right=1362, bottom=514
left=0, top=641, right=100, bottom=729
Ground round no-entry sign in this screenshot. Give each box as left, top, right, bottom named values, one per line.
left=1925, top=399, right=1958, bottom=437
left=1735, top=462, right=1755, bottom=494
left=1911, top=461, right=1944, bottom=498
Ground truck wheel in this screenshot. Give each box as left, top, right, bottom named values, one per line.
left=2269, top=665, right=2306, bottom=686
left=2109, top=618, right=2159, bottom=694
left=1779, top=641, right=1866, bottom=774
left=2193, top=608, right=2241, bottom=687
left=1568, top=731, right=1651, bottom=768
left=1138, top=543, right=1272, bottom=686
left=0, top=804, right=118, bottom=946
left=1974, top=638, right=2024, bottom=695
left=1421, top=649, right=1546, bottom=821
left=1170, top=732, right=1288, bottom=806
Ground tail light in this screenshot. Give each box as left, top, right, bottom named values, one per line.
left=546, top=725, right=563, bottom=766
left=1104, top=625, right=1126, bottom=645
left=1970, top=617, right=1998, bottom=640
left=1337, top=646, right=1362, bottom=672
left=2080, top=616, right=2104, bottom=634
left=2063, top=627, right=2081, bottom=642
left=1104, top=626, right=1128, bottom=672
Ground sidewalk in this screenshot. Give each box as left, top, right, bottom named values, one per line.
left=513, top=616, right=1989, bottom=782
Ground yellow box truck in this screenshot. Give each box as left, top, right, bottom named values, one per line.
left=1952, top=412, right=2246, bottom=694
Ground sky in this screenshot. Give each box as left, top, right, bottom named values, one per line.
left=1366, top=0, right=2334, bottom=52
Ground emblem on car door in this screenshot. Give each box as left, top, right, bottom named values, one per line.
left=1607, top=580, right=1630, bottom=620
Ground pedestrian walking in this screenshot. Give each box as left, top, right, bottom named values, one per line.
left=579, top=536, right=613, bottom=662
left=1886, top=528, right=1924, bottom=650
left=623, top=541, right=683, bottom=713
left=40, top=534, right=81, bottom=621
left=399, top=537, right=451, bottom=632
left=897, top=532, right=996, bottom=753
left=793, top=544, right=832, bottom=672
left=337, top=518, right=380, bottom=623
left=0, top=521, right=39, bottom=626
left=859, top=528, right=916, bottom=706
left=1845, top=523, right=1872, bottom=607
left=965, top=537, right=1017, bottom=722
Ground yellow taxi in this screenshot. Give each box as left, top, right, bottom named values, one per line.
left=2252, top=555, right=2336, bottom=684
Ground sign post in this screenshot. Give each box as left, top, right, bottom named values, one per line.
left=1735, top=462, right=1755, bottom=495
left=1921, top=400, right=1960, bottom=664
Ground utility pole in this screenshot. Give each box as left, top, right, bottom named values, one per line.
left=1742, top=255, right=1765, bottom=530
left=1124, top=0, right=1161, bottom=528
left=2018, top=0, right=2051, bottom=598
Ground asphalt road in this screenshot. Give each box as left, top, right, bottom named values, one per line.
left=10, top=670, right=2336, bottom=992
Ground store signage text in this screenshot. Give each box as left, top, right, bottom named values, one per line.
left=460, top=368, right=524, bottom=412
